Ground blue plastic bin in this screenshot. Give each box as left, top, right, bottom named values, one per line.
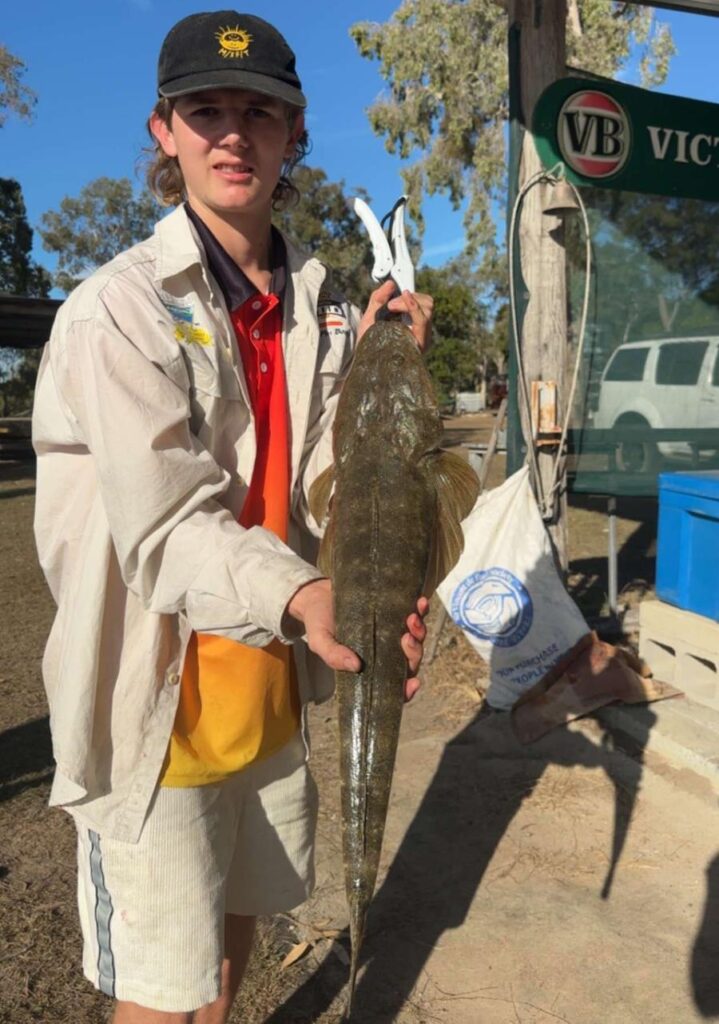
left=656, top=470, right=719, bottom=620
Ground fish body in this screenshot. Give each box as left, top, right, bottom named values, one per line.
left=309, top=321, right=479, bottom=1014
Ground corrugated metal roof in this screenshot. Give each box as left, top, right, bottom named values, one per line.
left=0, top=296, right=61, bottom=349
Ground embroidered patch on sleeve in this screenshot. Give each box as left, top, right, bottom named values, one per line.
left=318, top=302, right=348, bottom=333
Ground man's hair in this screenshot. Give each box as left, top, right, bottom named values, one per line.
left=145, top=97, right=309, bottom=209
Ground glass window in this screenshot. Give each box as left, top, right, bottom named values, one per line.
left=656, top=341, right=708, bottom=385
left=604, top=347, right=649, bottom=382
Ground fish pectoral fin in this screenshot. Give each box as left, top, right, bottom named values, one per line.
left=423, top=450, right=481, bottom=597
left=317, top=515, right=335, bottom=577
left=308, top=462, right=336, bottom=529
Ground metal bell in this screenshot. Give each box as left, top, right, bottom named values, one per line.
left=543, top=178, right=580, bottom=216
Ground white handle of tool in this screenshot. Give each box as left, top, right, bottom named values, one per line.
left=388, top=196, right=415, bottom=294
left=351, top=197, right=394, bottom=283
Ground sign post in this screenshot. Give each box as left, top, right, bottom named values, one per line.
left=508, top=0, right=569, bottom=570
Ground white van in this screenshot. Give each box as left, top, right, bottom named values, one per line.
left=593, top=336, right=719, bottom=472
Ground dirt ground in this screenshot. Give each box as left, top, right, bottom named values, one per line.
left=1, top=414, right=717, bottom=1023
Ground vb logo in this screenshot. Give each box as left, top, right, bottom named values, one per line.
left=557, top=90, right=631, bottom=178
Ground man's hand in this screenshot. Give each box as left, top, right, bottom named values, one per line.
left=358, top=280, right=434, bottom=352
left=402, top=595, right=430, bottom=702
left=287, top=579, right=360, bottom=673
left=286, top=580, right=429, bottom=701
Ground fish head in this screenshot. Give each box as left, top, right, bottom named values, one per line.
left=334, top=321, right=441, bottom=462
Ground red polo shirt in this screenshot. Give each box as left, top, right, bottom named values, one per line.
left=161, top=213, right=299, bottom=788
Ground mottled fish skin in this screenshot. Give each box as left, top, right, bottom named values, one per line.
left=312, top=321, right=479, bottom=1017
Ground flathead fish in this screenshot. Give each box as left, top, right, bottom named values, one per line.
left=309, top=321, right=479, bottom=1015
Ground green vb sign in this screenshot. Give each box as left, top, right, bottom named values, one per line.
left=533, top=78, right=719, bottom=200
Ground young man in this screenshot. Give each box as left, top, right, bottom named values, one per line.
left=33, top=11, right=432, bottom=1023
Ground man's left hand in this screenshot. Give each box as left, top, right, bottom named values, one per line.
left=358, top=280, right=433, bottom=352
left=401, top=595, right=430, bottom=702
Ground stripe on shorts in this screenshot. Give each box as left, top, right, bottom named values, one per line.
left=88, top=829, right=116, bottom=997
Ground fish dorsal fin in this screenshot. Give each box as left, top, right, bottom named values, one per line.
left=308, top=462, right=335, bottom=529
left=309, top=463, right=336, bottom=578
left=423, top=450, right=480, bottom=597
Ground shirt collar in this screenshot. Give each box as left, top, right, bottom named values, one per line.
left=184, top=202, right=286, bottom=311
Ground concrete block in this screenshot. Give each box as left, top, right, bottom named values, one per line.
left=597, top=696, right=719, bottom=790
left=639, top=599, right=719, bottom=712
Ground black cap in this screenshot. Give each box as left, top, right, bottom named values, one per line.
left=158, top=11, right=306, bottom=108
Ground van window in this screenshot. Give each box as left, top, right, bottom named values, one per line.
left=656, top=341, right=708, bottom=385
left=604, top=347, right=649, bottom=382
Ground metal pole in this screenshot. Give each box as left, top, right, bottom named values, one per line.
left=608, top=495, right=618, bottom=616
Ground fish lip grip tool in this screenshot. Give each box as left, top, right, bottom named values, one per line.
left=352, top=195, right=415, bottom=295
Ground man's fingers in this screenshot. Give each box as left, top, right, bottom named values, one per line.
left=387, top=291, right=434, bottom=351
left=406, top=612, right=427, bottom=642
left=357, top=280, right=396, bottom=339
left=309, top=629, right=361, bottom=672
left=401, top=631, right=423, bottom=676
left=404, top=676, right=421, bottom=702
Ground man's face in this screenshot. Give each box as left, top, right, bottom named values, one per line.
left=151, top=88, right=303, bottom=220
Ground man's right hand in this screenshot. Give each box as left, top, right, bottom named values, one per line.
left=286, top=579, right=361, bottom=672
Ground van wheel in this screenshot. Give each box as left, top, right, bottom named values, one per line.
left=613, top=415, right=658, bottom=474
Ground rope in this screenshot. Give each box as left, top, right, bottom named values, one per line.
left=508, top=164, right=593, bottom=520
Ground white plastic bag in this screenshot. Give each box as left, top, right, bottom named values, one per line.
left=437, top=466, right=590, bottom=710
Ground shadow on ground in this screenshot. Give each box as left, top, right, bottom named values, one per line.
left=265, top=704, right=657, bottom=1023
left=568, top=494, right=658, bottom=620
left=0, top=715, right=53, bottom=803
left=692, top=853, right=719, bottom=1018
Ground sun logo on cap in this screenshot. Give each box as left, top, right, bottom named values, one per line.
left=215, top=26, right=252, bottom=59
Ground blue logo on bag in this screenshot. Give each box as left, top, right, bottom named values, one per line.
left=452, top=567, right=533, bottom=648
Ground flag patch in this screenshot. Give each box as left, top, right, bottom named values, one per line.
left=318, top=302, right=347, bottom=332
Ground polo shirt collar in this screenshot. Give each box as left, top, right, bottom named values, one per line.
left=184, top=202, right=286, bottom=311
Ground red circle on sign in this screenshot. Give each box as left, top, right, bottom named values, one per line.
left=557, top=90, right=631, bottom=178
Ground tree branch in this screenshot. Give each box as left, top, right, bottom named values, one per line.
left=567, top=0, right=583, bottom=38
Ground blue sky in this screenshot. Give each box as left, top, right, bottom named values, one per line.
left=2, top=2, right=718, bottom=288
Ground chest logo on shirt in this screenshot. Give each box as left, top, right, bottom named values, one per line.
left=163, top=302, right=213, bottom=347
left=318, top=302, right=347, bottom=335
left=216, top=26, right=252, bottom=59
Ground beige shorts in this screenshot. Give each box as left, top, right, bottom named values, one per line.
left=75, top=733, right=317, bottom=1013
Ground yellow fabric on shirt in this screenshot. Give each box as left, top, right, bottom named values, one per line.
left=160, top=289, right=299, bottom=787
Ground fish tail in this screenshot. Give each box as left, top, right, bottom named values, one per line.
left=345, top=947, right=359, bottom=1019
left=345, top=901, right=368, bottom=1019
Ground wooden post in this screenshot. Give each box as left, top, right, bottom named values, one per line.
left=508, top=0, right=569, bottom=571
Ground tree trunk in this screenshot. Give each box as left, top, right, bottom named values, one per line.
left=508, top=0, right=569, bottom=571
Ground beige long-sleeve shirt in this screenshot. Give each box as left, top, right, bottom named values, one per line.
left=32, top=205, right=358, bottom=841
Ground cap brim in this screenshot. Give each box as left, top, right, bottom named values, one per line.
left=159, top=69, right=306, bottom=108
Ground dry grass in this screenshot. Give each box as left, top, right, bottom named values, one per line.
left=0, top=445, right=660, bottom=1023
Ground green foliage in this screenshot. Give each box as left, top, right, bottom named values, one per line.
left=274, top=165, right=376, bottom=307
left=350, top=0, right=675, bottom=292
left=424, top=334, right=478, bottom=407
left=567, top=192, right=719, bottom=356
left=0, top=179, right=51, bottom=297
left=0, top=45, right=36, bottom=127
left=416, top=264, right=484, bottom=404
left=0, top=178, right=51, bottom=415
left=0, top=347, right=42, bottom=416
left=39, top=177, right=161, bottom=294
